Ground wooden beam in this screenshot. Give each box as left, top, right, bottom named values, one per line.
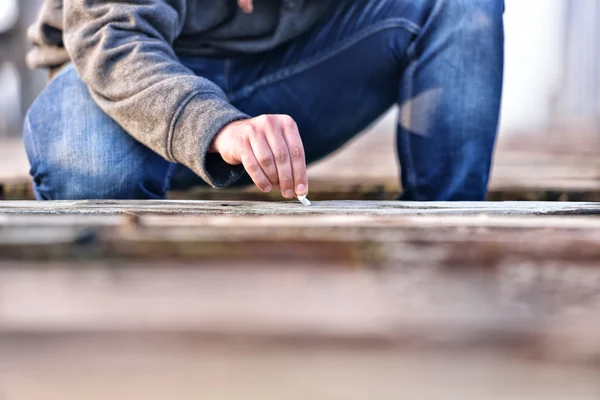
left=1, top=201, right=600, bottom=265
left=1, top=199, right=600, bottom=216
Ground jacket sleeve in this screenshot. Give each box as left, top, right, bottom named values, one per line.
left=63, top=0, right=248, bottom=187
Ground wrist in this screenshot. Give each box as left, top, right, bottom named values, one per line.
left=209, top=133, right=221, bottom=153
left=209, top=122, right=232, bottom=154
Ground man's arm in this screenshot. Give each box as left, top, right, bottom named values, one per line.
left=212, top=0, right=309, bottom=199
left=64, top=0, right=308, bottom=197
left=63, top=0, right=249, bottom=188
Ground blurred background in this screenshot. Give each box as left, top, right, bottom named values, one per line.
left=0, top=0, right=599, bottom=199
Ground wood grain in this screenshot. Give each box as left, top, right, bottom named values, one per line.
left=1, top=200, right=600, bottom=398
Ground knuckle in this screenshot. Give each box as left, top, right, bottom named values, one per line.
left=256, top=154, right=274, bottom=167
left=239, top=130, right=253, bottom=143
left=289, top=146, right=304, bottom=161
left=258, top=114, right=273, bottom=127
left=235, top=134, right=248, bottom=147
left=280, top=176, right=293, bottom=189
left=248, top=166, right=263, bottom=177
left=249, top=131, right=262, bottom=142
left=275, top=148, right=289, bottom=164
left=246, top=125, right=259, bottom=137
left=243, top=161, right=261, bottom=175
left=239, top=143, right=251, bottom=158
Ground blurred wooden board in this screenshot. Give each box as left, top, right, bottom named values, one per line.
left=1, top=201, right=600, bottom=357
left=1, top=336, right=598, bottom=400
left=1, top=261, right=600, bottom=399
left=2, top=259, right=600, bottom=357
left=2, top=200, right=600, bottom=398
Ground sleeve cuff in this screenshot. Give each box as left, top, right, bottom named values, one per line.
left=170, top=92, right=250, bottom=188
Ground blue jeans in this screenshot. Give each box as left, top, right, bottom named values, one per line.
left=23, top=0, right=504, bottom=201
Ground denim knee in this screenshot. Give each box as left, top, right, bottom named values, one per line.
left=433, top=0, right=505, bottom=27
left=23, top=65, right=174, bottom=200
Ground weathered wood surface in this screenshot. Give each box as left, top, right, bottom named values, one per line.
left=2, top=338, right=599, bottom=400
left=2, top=199, right=600, bottom=216
left=1, top=201, right=600, bottom=398
left=2, top=260, right=600, bottom=360
left=1, top=200, right=600, bottom=264
left=1, top=261, right=600, bottom=398
left=0, top=201, right=599, bottom=357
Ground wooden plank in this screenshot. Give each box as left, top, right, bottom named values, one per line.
left=0, top=203, right=599, bottom=365
left=1, top=201, right=600, bottom=264
left=1, top=199, right=600, bottom=216
left=0, top=203, right=598, bottom=359
left=1, top=201, right=600, bottom=398
left=1, top=339, right=598, bottom=400
left=1, top=262, right=599, bottom=363
left=1, top=226, right=600, bottom=267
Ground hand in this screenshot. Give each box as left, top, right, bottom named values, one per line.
left=211, top=115, right=309, bottom=199
left=237, top=0, right=254, bottom=13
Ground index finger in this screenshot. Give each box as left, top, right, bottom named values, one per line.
left=281, top=117, right=308, bottom=196
left=237, top=0, right=254, bottom=13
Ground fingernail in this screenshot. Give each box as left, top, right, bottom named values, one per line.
left=296, top=184, right=308, bottom=196
left=284, top=189, right=294, bottom=198
left=264, top=185, right=272, bottom=193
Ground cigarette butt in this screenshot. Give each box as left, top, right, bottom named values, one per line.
left=298, top=195, right=312, bottom=206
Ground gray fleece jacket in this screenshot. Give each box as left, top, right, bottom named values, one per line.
left=27, top=0, right=330, bottom=187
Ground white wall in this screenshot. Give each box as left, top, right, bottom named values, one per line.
left=0, top=63, right=21, bottom=134
left=500, top=0, right=567, bottom=133
left=0, top=0, right=18, bottom=33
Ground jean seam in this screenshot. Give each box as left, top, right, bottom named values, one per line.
left=229, top=18, right=422, bottom=102
left=28, top=67, right=77, bottom=169
left=23, top=113, right=44, bottom=196
left=399, top=59, right=419, bottom=199
left=225, top=58, right=233, bottom=97
left=23, top=112, right=47, bottom=199
left=161, top=162, right=178, bottom=195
